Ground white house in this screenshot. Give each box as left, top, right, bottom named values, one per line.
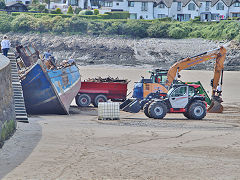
left=127, top=0, right=155, bottom=19
left=6, top=0, right=239, bottom=21
left=170, top=0, right=200, bottom=21
left=5, top=0, right=31, bottom=5
left=98, top=0, right=128, bottom=14
left=200, top=0, right=228, bottom=21
left=154, top=0, right=171, bottom=19
left=229, top=0, right=240, bottom=17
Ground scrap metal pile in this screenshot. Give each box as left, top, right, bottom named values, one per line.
left=85, top=76, right=129, bottom=83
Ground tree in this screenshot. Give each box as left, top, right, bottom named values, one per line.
left=93, top=9, right=99, bottom=15
left=74, top=7, right=82, bottom=14
left=85, top=10, right=93, bottom=15
left=0, top=0, right=6, bottom=9
left=32, top=0, right=39, bottom=4
left=67, top=5, right=73, bottom=14
left=56, top=8, right=62, bottom=14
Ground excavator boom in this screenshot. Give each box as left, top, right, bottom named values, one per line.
left=166, top=46, right=227, bottom=113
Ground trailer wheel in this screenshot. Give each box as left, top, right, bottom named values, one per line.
left=75, top=94, right=91, bottom=107
left=188, top=101, right=206, bottom=120
left=93, top=94, right=107, bottom=107
left=143, top=100, right=154, bottom=118
left=148, top=101, right=167, bottom=119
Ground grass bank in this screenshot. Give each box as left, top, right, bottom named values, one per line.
left=0, top=12, right=240, bottom=42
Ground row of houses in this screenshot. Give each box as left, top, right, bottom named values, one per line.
left=4, top=0, right=240, bottom=21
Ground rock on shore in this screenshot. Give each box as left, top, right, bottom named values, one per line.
left=4, top=33, right=240, bottom=70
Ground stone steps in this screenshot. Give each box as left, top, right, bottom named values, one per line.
left=9, top=53, right=28, bottom=123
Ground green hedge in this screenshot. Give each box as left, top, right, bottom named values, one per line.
left=2, top=13, right=240, bottom=40
left=12, top=12, right=74, bottom=18
left=11, top=11, right=130, bottom=19
left=104, top=11, right=130, bottom=19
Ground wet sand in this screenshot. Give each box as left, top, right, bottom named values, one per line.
left=1, top=67, right=240, bottom=180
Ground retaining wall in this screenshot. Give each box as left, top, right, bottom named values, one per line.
left=0, top=54, right=16, bottom=148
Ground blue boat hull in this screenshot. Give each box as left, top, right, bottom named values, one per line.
left=21, top=62, right=81, bottom=115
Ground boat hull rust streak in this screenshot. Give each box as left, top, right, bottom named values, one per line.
left=21, top=62, right=81, bottom=115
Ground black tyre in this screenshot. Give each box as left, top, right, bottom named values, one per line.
left=143, top=100, right=154, bottom=118
left=93, top=94, right=107, bottom=107
left=148, top=101, right=167, bottom=119
left=183, top=111, right=191, bottom=119
left=188, top=101, right=206, bottom=120
left=75, top=94, right=91, bottom=107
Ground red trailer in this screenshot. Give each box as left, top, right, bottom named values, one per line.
left=75, top=81, right=128, bottom=107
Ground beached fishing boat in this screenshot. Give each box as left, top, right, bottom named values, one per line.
left=16, top=44, right=81, bottom=115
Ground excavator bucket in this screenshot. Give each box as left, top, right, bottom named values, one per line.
left=207, top=96, right=223, bottom=113
left=120, top=98, right=141, bottom=113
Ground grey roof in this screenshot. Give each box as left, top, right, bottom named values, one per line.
left=211, top=0, right=239, bottom=6
left=6, top=2, right=26, bottom=6
left=127, top=0, right=156, bottom=2
left=128, top=0, right=239, bottom=7
left=182, top=0, right=200, bottom=6
left=155, top=0, right=173, bottom=7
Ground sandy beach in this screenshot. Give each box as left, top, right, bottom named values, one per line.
left=1, top=67, right=240, bottom=180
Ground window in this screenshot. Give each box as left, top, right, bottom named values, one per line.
left=24, top=48, right=31, bottom=56
left=158, top=14, right=166, bottom=18
left=234, top=2, right=240, bottom=7
left=177, top=2, right=181, bottom=11
left=159, top=2, right=165, bottom=8
left=28, top=46, right=36, bottom=54
left=171, top=86, right=187, bottom=97
left=206, top=1, right=211, bottom=11
left=184, top=14, right=191, bottom=20
left=116, top=2, right=119, bottom=5
left=216, top=2, right=224, bottom=10
left=69, top=0, right=78, bottom=6
left=130, top=13, right=137, bottom=19
left=105, top=1, right=113, bottom=7
left=232, top=13, right=240, bottom=17
left=25, top=1, right=30, bottom=4
left=141, top=2, right=148, bottom=11
left=188, top=86, right=195, bottom=97
left=128, top=1, right=134, bottom=7
left=188, top=3, right=195, bottom=10
left=177, top=14, right=191, bottom=21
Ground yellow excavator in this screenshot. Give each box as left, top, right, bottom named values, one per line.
left=121, top=46, right=226, bottom=114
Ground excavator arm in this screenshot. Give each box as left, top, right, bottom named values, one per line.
left=165, top=46, right=227, bottom=113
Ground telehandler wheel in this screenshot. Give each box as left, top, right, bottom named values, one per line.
left=188, top=101, right=206, bottom=120
left=143, top=100, right=154, bottom=118
left=183, top=111, right=191, bottom=119
left=148, top=101, right=167, bottom=119
left=76, top=94, right=91, bottom=107
left=93, top=94, right=107, bottom=107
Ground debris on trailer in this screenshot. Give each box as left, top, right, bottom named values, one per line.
left=85, top=76, right=129, bottom=83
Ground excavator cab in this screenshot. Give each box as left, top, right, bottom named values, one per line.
left=132, top=69, right=168, bottom=100
left=150, top=69, right=168, bottom=84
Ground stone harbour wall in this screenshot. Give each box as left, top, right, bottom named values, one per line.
left=0, top=54, right=16, bottom=148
